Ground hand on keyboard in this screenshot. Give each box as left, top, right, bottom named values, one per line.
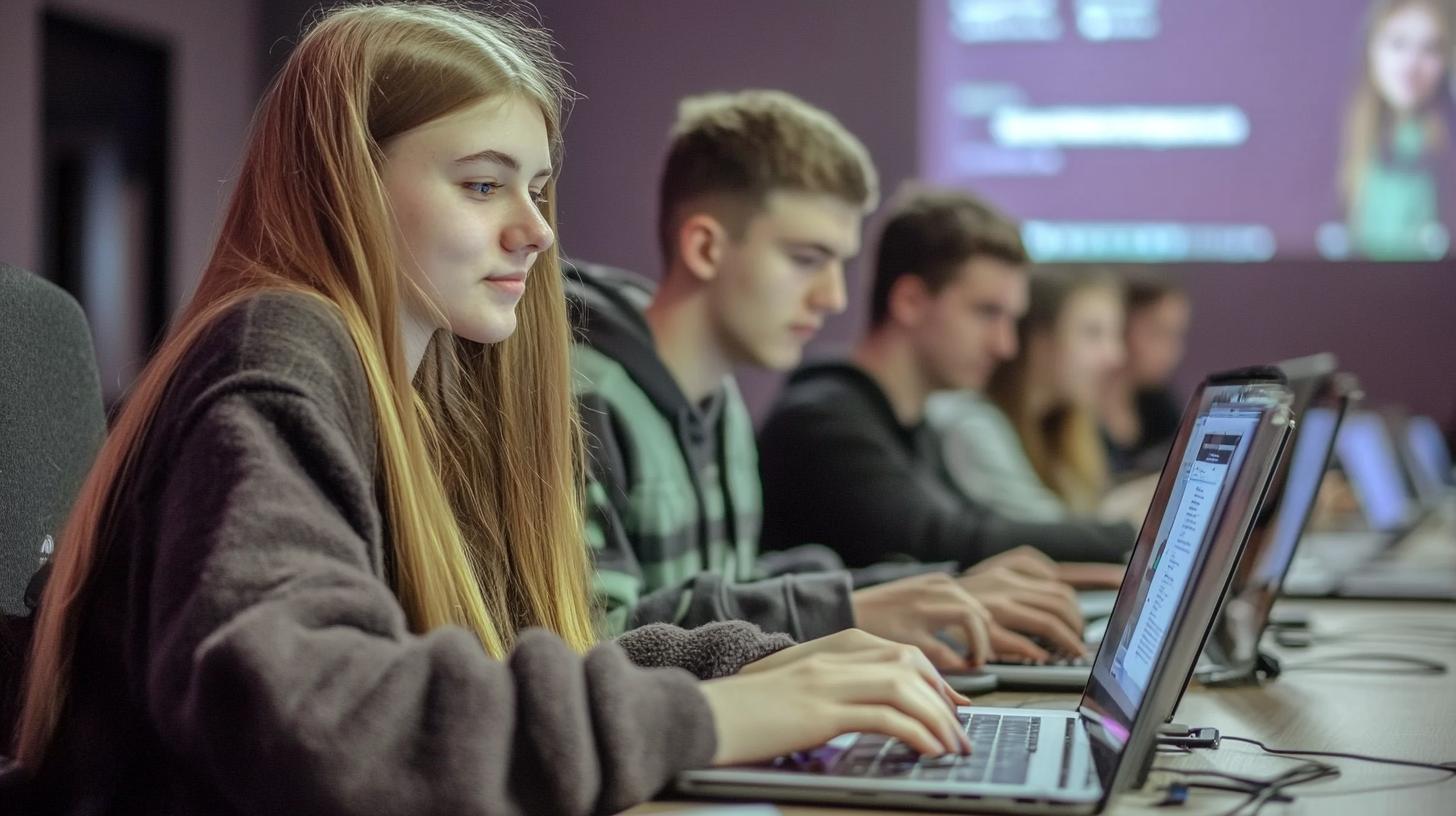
left=959, top=565, right=1086, bottom=660
left=706, top=630, right=975, bottom=766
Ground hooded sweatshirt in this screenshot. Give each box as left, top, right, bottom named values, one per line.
left=3, top=291, right=792, bottom=816
left=759, top=361, right=1135, bottom=569
left=567, top=262, right=874, bottom=642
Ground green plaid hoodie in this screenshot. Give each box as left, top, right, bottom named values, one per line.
left=566, top=262, right=858, bottom=640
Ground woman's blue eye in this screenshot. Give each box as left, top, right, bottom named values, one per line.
left=465, top=181, right=502, bottom=197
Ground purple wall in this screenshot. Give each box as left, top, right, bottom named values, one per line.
left=534, top=0, right=921, bottom=415
left=536, top=0, right=1454, bottom=426
left=1175, top=261, right=1456, bottom=424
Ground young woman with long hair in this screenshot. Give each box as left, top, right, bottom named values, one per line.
left=6, top=5, right=969, bottom=813
left=1338, top=0, right=1454, bottom=259
left=929, top=267, right=1125, bottom=523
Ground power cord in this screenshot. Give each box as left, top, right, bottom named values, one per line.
left=1276, top=652, right=1447, bottom=675
left=1152, top=756, right=1338, bottom=816
left=1220, top=735, right=1456, bottom=775
left=1154, top=733, right=1456, bottom=814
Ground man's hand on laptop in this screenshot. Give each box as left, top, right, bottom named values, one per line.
left=959, top=566, right=1087, bottom=660
left=1055, top=562, right=1125, bottom=589
left=849, top=573, right=996, bottom=671
left=705, top=631, right=974, bottom=765
left=965, top=545, right=1060, bottom=581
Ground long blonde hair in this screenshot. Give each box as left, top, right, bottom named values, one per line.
left=15, top=2, right=596, bottom=766
left=1338, top=0, right=1452, bottom=216
left=987, top=267, right=1121, bottom=514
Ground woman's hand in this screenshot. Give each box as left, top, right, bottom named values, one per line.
left=705, top=631, right=973, bottom=766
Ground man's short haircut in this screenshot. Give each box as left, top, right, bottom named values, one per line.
left=868, top=187, right=1028, bottom=328
left=658, top=90, right=879, bottom=263
left=1121, top=267, right=1187, bottom=314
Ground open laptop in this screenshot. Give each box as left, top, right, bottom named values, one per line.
left=1284, top=406, right=1456, bottom=601
left=676, top=371, right=1293, bottom=813
left=1198, top=364, right=1355, bottom=682
left=1397, top=413, right=1455, bottom=506
left=958, top=359, right=1324, bottom=693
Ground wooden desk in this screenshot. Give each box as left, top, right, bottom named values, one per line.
left=630, top=599, right=1456, bottom=815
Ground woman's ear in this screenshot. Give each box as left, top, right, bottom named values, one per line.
left=677, top=213, right=729, bottom=283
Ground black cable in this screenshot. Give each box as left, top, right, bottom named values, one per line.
left=1291, top=625, right=1456, bottom=644
left=1277, top=652, right=1447, bottom=675
left=1153, top=732, right=1456, bottom=815
left=1221, top=735, right=1456, bottom=774
left=1151, top=754, right=1340, bottom=816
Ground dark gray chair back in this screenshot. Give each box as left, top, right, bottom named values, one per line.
left=0, top=263, right=105, bottom=617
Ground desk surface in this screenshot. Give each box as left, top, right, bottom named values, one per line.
left=629, top=598, right=1456, bottom=816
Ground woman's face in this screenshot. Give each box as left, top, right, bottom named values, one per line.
left=382, top=94, right=555, bottom=346
left=1050, top=287, right=1125, bottom=407
left=1370, top=2, right=1448, bottom=113
left=1125, top=293, right=1190, bottom=387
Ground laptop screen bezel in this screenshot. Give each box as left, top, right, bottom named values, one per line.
left=1074, top=374, right=1293, bottom=802
left=1203, top=370, right=1355, bottom=675
left=1337, top=410, right=1424, bottom=532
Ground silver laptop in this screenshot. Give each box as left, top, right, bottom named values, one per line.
left=1284, top=406, right=1456, bottom=600
left=1199, top=363, right=1354, bottom=682
left=676, top=372, right=1293, bottom=813
left=952, top=360, right=1316, bottom=694
left=1397, top=413, right=1455, bottom=507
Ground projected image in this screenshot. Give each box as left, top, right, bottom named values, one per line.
left=921, top=0, right=1456, bottom=262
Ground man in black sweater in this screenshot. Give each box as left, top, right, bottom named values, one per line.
left=759, top=189, right=1135, bottom=573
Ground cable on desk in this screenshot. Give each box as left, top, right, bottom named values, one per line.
left=1152, top=755, right=1339, bottom=816
left=1277, top=624, right=1456, bottom=644
left=1221, top=735, right=1456, bottom=774
left=1151, top=733, right=1456, bottom=815
left=1277, top=652, right=1447, bottom=675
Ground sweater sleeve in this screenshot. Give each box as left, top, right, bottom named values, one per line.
left=142, top=375, right=716, bottom=816
left=579, top=392, right=854, bottom=642
left=759, top=396, right=1132, bottom=570
left=930, top=393, right=1071, bottom=523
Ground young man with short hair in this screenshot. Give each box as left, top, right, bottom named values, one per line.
left=570, top=92, right=1086, bottom=670
left=758, top=188, right=1136, bottom=572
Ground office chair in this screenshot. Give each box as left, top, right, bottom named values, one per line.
left=0, top=262, right=106, bottom=762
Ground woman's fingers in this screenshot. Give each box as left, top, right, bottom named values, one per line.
left=821, top=653, right=972, bottom=754
left=837, top=706, right=950, bottom=757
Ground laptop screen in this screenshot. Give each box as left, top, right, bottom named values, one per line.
left=1254, top=407, right=1340, bottom=586
left=1204, top=391, right=1347, bottom=670
left=1407, top=415, right=1454, bottom=492
left=1075, top=376, right=1291, bottom=792
left=1101, top=407, right=1260, bottom=710
left=1337, top=412, right=1419, bottom=531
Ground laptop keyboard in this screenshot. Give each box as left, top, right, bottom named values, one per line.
left=992, top=653, right=1092, bottom=667
left=825, top=713, right=1071, bottom=786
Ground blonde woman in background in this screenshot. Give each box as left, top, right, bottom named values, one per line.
left=928, top=267, right=1126, bottom=527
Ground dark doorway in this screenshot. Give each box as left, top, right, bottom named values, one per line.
left=42, top=12, right=171, bottom=406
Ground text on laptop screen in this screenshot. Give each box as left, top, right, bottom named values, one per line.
left=1105, top=410, right=1258, bottom=705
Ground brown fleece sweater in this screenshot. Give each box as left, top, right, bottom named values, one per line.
left=8, top=291, right=791, bottom=816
